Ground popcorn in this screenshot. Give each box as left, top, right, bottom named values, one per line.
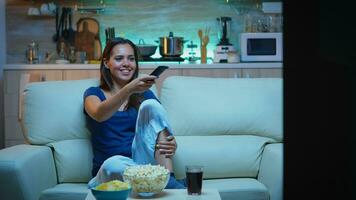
left=123, top=164, right=169, bottom=193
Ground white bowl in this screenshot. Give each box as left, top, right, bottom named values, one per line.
left=123, top=165, right=170, bottom=197
left=90, top=180, right=131, bottom=200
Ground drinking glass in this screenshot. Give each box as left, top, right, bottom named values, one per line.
left=185, top=165, right=204, bottom=195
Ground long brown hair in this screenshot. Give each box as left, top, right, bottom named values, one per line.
left=99, top=37, right=144, bottom=110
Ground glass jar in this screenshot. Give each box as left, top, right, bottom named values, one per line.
left=68, top=46, right=76, bottom=63
left=58, top=41, right=67, bottom=60
left=26, top=40, right=39, bottom=64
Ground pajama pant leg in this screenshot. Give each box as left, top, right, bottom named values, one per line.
left=132, top=99, right=173, bottom=165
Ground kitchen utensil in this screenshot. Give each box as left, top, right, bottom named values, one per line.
left=40, top=3, right=50, bottom=15
left=198, top=29, right=203, bottom=41
left=75, top=18, right=102, bottom=60
left=105, top=27, right=115, bottom=43
left=58, top=39, right=67, bottom=59
left=25, top=40, right=39, bottom=64
left=28, top=7, right=40, bottom=16
left=187, top=41, right=198, bottom=62
left=56, top=9, right=65, bottom=54
left=156, top=32, right=187, bottom=57
left=201, top=35, right=209, bottom=63
left=67, top=8, right=76, bottom=46
left=214, top=16, right=235, bottom=63
left=216, top=16, right=232, bottom=45
left=76, top=51, right=87, bottom=63
left=227, top=51, right=240, bottom=63
left=68, top=46, right=76, bottom=63
left=62, top=8, right=69, bottom=40
left=203, top=35, right=209, bottom=45
left=111, top=28, right=115, bottom=39
left=198, top=28, right=210, bottom=63
left=137, top=39, right=157, bottom=58
left=52, top=7, right=59, bottom=42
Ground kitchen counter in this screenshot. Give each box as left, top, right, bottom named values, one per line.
left=4, top=62, right=282, bottom=70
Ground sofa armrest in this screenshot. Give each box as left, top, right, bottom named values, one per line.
left=258, top=143, right=283, bottom=200
left=0, top=144, right=57, bottom=200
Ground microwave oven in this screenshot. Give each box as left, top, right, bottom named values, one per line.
left=240, top=32, right=283, bottom=62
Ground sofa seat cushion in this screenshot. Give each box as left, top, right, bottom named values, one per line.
left=47, top=139, right=93, bottom=183
left=39, top=183, right=88, bottom=200
left=203, top=178, right=269, bottom=200
left=173, top=135, right=274, bottom=179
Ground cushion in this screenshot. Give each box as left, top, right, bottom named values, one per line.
left=23, top=78, right=158, bottom=145
left=0, top=145, right=57, bottom=200
left=257, top=143, right=283, bottom=200
left=173, top=135, right=274, bottom=179
left=48, top=139, right=93, bottom=183
left=23, top=79, right=99, bottom=144
left=161, top=76, right=283, bottom=141
left=40, top=183, right=88, bottom=200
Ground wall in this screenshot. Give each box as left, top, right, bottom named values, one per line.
left=6, top=0, right=265, bottom=63
left=1, top=0, right=6, bottom=148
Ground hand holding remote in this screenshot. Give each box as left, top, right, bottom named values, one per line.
left=150, top=66, right=169, bottom=78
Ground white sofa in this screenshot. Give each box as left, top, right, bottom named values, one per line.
left=0, top=76, right=283, bottom=200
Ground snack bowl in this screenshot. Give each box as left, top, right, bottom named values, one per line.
left=90, top=180, right=131, bottom=200
left=123, top=164, right=170, bottom=197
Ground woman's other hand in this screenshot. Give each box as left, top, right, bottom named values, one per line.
left=156, top=135, right=177, bottom=158
left=126, top=75, right=156, bottom=94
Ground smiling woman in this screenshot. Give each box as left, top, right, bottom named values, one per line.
left=83, top=37, right=187, bottom=191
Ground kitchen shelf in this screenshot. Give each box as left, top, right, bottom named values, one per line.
left=26, top=14, right=55, bottom=19
left=76, top=6, right=105, bottom=14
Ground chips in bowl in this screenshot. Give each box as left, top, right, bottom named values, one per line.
left=91, top=180, right=131, bottom=200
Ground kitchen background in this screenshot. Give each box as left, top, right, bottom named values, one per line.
left=1, top=0, right=282, bottom=148
left=6, top=0, right=282, bottom=63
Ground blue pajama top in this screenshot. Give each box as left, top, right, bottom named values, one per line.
left=83, top=86, right=158, bottom=176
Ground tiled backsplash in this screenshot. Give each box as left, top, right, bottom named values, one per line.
left=6, top=0, right=269, bottom=63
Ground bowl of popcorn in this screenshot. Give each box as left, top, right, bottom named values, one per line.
left=90, top=180, right=131, bottom=200
left=123, top=164, right=170, bottom=197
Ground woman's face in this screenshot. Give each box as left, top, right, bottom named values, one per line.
left=106, top=43, right=137, bottom=86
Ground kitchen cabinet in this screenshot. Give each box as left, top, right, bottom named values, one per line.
left=182, top=68, right=242, bottom=78
left=3, top=63, right=282, bottom=147
left=242, top=68, right=282, bottom=78
left=63, top=69, right=100, bottom=80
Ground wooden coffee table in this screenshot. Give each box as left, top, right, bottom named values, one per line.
left=85, top=189, right=221, bottom=200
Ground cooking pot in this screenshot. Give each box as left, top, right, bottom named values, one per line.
left=136, top=39, right=157, bottom=58
left=156, top=32, right=187, bottom=57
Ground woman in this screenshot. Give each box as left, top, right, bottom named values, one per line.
left=83, top=37, right=185, bottom=189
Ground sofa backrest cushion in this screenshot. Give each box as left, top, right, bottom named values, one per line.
left=160, top=76, right=283, bottom=141
left=23, top=79, right=99, bottom=144
left=173, top=135, right=274, bottom=179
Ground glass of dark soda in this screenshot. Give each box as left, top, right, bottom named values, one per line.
left=185, top=165, right=204, bottom=195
